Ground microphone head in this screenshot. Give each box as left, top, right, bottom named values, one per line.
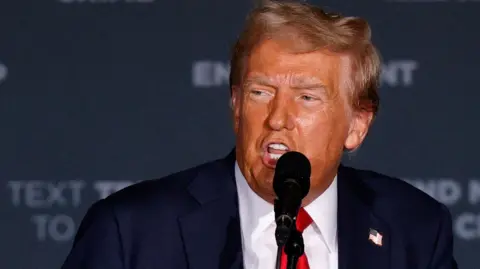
left=273, top=151, right=311, bottom=199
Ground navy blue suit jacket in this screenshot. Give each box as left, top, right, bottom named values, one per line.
left=61, top=150, right=458, bottom=269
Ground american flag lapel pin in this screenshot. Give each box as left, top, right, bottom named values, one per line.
left=368, top=228, right=383, bottom=246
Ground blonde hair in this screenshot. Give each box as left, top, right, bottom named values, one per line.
left=229, top=0, right=381, bottom=115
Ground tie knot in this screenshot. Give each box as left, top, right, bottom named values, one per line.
left=295, top=208, right=313, bottom=232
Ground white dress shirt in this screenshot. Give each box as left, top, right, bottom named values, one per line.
left=234, top=161, right=338, bottom=269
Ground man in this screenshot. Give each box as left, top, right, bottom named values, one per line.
left=61, top=1, right=458, bottom=269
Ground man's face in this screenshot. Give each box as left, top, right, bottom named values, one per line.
left=231, top=39, right=372, bottom=205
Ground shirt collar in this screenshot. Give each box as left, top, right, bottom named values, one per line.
left=235, top=161, right=274, bottom=241
left=234, top=161, right=338, bottom=252
left=304, top=173, right=338, bottom=252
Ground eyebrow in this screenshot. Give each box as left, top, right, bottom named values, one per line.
left=244, top=75, right=326, bottom=90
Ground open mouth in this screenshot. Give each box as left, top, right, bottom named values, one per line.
left=262, top=142, right=289, bottom=167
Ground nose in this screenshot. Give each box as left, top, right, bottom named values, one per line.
left=267, top=95, right=295, bottom=131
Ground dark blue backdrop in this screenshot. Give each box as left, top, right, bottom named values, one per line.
left=0, top=0, right=478, bottom=268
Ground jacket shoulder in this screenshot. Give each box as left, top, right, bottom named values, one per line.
left=66, top=157, right=232, bottom=267
left=342, top=166, right=450, bottom=224
left=103, top=157, right=226, bottom=212
left=342, top=166, right=456, bottom=266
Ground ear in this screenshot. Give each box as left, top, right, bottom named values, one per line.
left=344, top=110, right=374, bottom=151
left=230, top=85, right=241, bottom=134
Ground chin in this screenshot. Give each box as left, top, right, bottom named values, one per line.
left=252, top=165, right=275, bottom=193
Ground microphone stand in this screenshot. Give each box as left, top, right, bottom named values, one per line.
left=274, top=198, right=288, bottom=269
left=275, top=246, right=282, bottom=269
left=274, top=226, right=305, bottom=269
left=274, top=198, right=305, bottom=269
left=284, top=228, right=304, bottom=269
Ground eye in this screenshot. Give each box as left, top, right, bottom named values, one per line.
left=248, top=89, right=272, bottom=99
left=300, top=95, right=316, bottom=101
left=251, top=89, right=265, bottom=96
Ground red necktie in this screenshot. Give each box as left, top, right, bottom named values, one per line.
left=280, top=208, right=313, bottom=269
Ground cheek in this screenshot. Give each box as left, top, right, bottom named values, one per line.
left=296, top=106, right=349, bottom=155
left=238, top=104, right=267, bottom=151
left=241, top=97, right=270, bottom=129
left=297, top=105, right=337, bottom=133
left=296, top=112, right=332, bottom=148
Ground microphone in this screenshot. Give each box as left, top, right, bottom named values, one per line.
left=273, top=151, right=311, bottom=247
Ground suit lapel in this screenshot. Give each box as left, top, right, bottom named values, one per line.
left=337, top=165, right=391, bottom=269
left=178, top=153, right=392, bottom=269
left=178, top=150, right=243, bottom=269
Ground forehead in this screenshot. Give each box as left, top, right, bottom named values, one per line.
left=244, top=73, right=325, bottom=87
left=244, top=39, right=348, bottom=88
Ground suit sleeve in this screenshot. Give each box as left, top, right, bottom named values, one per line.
left=428, top=204, right=458, bottom=269
left=61, top=199, right=125, bottom=269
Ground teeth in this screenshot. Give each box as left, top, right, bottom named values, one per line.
left=269, top=153, right=283, bottom=160
left=268, top=143, right=289, bottom=150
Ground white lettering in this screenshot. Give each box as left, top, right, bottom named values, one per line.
left=436, top=179, right=462, bottom=205
left=468, top=179, right=480, bottom=204
left=59, top=0, right=154, bottom=3
left=70, top=180, right=86, bottom=206
left=6, top=180, right=86, bottom=208
left=403, top=178, right=461, bottom=205
left=0, top=62, right=7, bottom=84
left=93, top=180, right=135, bottom=199
left=7, top=181, right=23, bottom=206
left=32, top=214, right=49, bottom=241
left=192, top=61, right=212, bottom=87
left=386, top=0, right=480, bottom=3
left=380, top=60, right=418, bottom=87
left=23, top=181, right=43, bottom=208
left=192, top=60, right=419, bottom=88
left=31, top=214, right=76, bottom=242
left=192, top=61, right=230, bottom=88
left=212, top=62, right=230, bottom=86
left=454, top=213, right=480, bottom=240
